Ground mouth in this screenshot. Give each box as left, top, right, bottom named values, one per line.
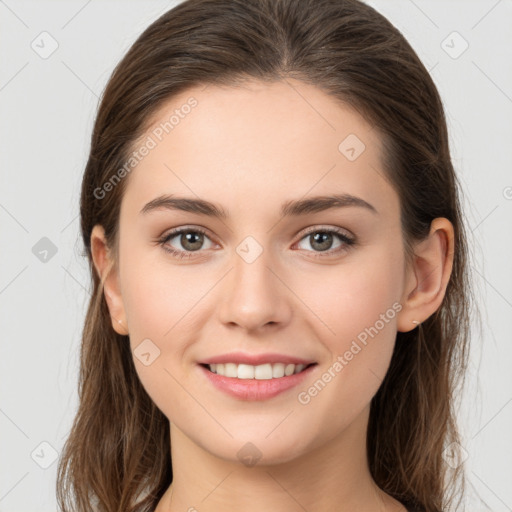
left=200, top=362, right=317, bottom=379
left=198, top=361, right=318, bottom=401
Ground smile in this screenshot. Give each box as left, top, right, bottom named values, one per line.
left=199, top=362, right=318, bottom=401
left=205, top=362, right=313, bottom=379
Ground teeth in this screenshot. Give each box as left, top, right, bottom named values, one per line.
left=207, top=362, right=309, bottom=379
left=237, top=364, right=254, bottom=379
left=224, top=363, right=237, bottom=378
left=272, top=363, right=285, bottom=378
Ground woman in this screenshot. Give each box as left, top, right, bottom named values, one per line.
left=57, top=1, right=474, bottom=511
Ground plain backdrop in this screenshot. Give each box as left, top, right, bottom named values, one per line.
left=1, top=1, right=511, bottom=510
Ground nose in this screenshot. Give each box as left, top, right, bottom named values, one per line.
left=217, top=245, right=292, bottom=333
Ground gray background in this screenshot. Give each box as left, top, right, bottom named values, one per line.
left=1, top=0, right=511, bottom=510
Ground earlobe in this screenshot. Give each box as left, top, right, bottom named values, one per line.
left=90, top=225, right=129, bottom=336
left=397, top=217, right=455, bottom=333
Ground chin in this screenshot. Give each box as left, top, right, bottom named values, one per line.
left=196, top=428, right=314, bottom=467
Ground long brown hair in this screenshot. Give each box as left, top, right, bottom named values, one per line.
left=57, top=1, right=476, bottom=511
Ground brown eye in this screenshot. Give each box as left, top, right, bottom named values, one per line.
left=295, top=228, right=355, bottom=257
left=158, top=227, right=215, bottom=258
left=307, top=232, right=335, bottom=251
left=177, top=231, right=204, bottom=251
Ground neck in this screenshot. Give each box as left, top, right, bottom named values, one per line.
left=156, top=405, right=406, bottom=512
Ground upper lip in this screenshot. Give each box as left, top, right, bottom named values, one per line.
left=199, top=352, right=316, bottom=366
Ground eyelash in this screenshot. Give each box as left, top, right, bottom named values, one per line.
left=157, top=226, right=356, bottom=260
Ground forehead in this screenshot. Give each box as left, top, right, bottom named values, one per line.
left=122, top=79, right=399, bottom=223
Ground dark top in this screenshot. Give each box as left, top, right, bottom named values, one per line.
left=399, top=499, right=426, bottom=512
left=405, top=504, right=426, bottom=512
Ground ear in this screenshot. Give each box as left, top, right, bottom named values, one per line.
left=396, top=217, right=455, bottom=333
left=90, top=224, right=129, bottom=336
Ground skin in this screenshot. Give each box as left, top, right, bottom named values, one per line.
left=91, top=78, right=454, bottom=512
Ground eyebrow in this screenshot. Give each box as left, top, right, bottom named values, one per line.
left=139, top=193, right=378, bottom=218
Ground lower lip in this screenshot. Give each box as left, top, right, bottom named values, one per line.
left=199, top=364, right=317, bottom=401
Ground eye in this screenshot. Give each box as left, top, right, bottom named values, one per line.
left=157, top=225, right=356, bottom=260
left=294, top=227, right=355, bottom=258
left=157, top=227, right=215, bottom=259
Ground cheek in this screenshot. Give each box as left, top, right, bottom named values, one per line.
left=301, top=246, right=403, bottom=337
left=297, top=248, right=404, bottom=394
left=120, top=245, right=210, bottom=341
left=119, top=261, right=200, bottom=422
left=119, top=251, right=214, bottom=414
left=291, top=259, right=403, bottom=433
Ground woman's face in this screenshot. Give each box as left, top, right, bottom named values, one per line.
left=103, top=79, right=415, bottom=464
